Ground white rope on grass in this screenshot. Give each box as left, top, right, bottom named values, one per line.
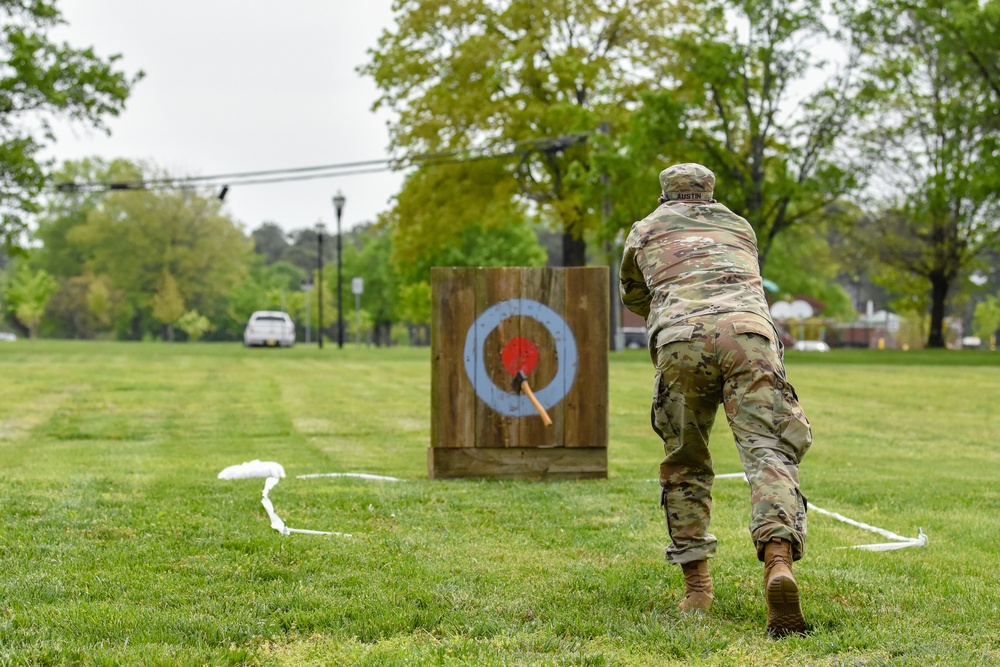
left=296, top=472, right=405, bottom=482
left=218, top=460, right=405, bottom=537
left=712, top=471, right=928, bottom=551
left=808, top=504, right=928, bottom=551
left=260, top=476, right=349, bottom=537
left=222, top=461, right=927, bottom=549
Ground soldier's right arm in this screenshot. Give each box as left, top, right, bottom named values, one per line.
left=619, top=241, right=651, bottom=319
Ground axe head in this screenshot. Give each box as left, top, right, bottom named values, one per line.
left=511, top=370, right=528, bottom=392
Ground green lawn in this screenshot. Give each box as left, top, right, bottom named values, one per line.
left=1, top=341, right=998, bottom=666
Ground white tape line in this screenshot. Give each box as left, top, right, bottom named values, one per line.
left=712, top=471, right=927, bottom=551
left=809, top=504, right=927, bottom=551
left=297, top=472, right=404, bottom=482
left=260, top=476, right=349, bottom=538
left=219, top=461, right=402, bottom=537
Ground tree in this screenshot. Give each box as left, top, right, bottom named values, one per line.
left=340, top=222, right=400, bottom=346
left=762, top=223, right=856, bottom=321
left=389, top=162, right=547, bottom=283
left=845, top=1, right=1000, bottom=347
left=251, top=222, right=290, bottom=264
left=973, top=295, right=1000, bottom=349
left=150, top=271, right=185, bottom=341
left=66, top=170, right=252, bottom=340
left=362, top=0, right=696, bottom=266
left=278, top=226, right=330, bottom=275
left=4, top=265, right=56, bottom=338
left=889, top=0, right=1000, bottom=103
left=0, top=1, right=141, bottom=251
left=176, top=309, right=212, bottom=342
left=397, top=281, right=432, bottom=346
left=600, top=0, right=861, bottom=269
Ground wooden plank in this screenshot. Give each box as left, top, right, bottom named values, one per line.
left=516, top=267, right=563, bottom=447
left=475, top=267, right=521, bottom=448
left=563, top=267, right=609, bottom=449
left=428, top=446, right=608, bottom=480
left=430, top=267, right=477, bottom=449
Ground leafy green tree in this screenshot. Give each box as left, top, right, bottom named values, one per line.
left=345, top=308, right=375, bottom=345
left=67, top=176, right=252, bottom=340
left=251, top=222, right=290, bottom=264
left=762, top=224, right=855, bottom=321
left=845, top=1, right=1000, bottom=347
left=397, top=281, right=432, bottom=346
left=398, top=282, right=431, bottom=328
left=31, top=159, right=142, bottom=337
left=4, top=266, right=56, bottom=338
left=41, top=271, right=121, bottom=339
left=176, top=310, right=212, bottom=342
left=362, top=0, right=695, bottom=266
left=601, top=0, right=860, bottom=268
left=887, top=0, right=1000, bottom=103
left=33, top=159, right=141, bottom=278
left=0, top=1, right=141, bottom=251
left=973, top=295, right=1000, bottom=349
left=340, top=222, right=399, bottom=346
left=150, top=271, right=185, bottom=341
left=389, top=165, right=547, bottom=285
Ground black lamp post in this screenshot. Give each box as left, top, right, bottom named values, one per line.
left=332, top=191, right=346, bottom=349
left=315, top=220, right=326, bottom=349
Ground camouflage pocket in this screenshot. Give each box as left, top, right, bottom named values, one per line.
left=773, top=378, right=812, bottom=461
left=654, top=324, right=695, bottom=348
left=731, top=319, right=777, bottom=351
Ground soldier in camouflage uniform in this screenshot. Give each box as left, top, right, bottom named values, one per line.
left=619, top=163, right=811, bottom=637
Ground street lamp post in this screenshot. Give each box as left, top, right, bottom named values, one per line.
left=301, top=280, right=312, bottom=344
left=332, top=191, right=346, bottom=349
left=314, top=220, right=326, bottom=349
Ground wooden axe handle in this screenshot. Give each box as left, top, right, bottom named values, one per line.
left=520, top=379, right=553, bottom=426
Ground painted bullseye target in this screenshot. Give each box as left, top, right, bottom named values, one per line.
left=501, top=337, right=539, bottom=376
left=463, top=298, right=578, bottom=418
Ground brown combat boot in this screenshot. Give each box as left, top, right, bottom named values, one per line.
left=678, top=560, right=714, bottom=614
left=763, top=539, right=806, bottom=637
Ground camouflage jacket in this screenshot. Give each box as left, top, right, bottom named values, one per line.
left=619, top=200, right=774, bottom=349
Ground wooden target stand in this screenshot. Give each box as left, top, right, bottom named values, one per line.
left=430, top=267, right=608, bottom=480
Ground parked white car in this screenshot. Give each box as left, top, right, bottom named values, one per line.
left=243, top=311, right=295, bottom=348
left=792, top=340, right=830, bottom=352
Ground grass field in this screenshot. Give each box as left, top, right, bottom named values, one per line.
left=1, top=341, right=998, bottom=666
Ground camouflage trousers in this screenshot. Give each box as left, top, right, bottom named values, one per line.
left=650, top=312, right=812, bottom=564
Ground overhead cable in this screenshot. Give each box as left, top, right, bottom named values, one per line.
left=51, top=132, right=594, bottom=194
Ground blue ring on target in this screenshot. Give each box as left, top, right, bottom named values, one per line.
left=463, top=298, right=578, bottom=417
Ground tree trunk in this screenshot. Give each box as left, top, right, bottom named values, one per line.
left=562, top=232, right=587, bottom=267
left=927, top=273, right=950, bottom=348
left=130, top=313, right=143, bottom=341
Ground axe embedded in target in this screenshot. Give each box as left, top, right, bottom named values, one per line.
left=502, top=337, right=553, bottom=426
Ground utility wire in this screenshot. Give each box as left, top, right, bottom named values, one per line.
left=50, top=132, right=594, bottom=194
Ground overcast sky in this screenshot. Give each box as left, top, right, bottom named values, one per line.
left=47, top=0, right=404, bottom=235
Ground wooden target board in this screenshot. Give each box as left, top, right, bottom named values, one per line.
left=430, top=267, right=608, bottom=479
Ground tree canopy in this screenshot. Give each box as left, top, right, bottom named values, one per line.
left=362, top=0, right=697, bottom=266
left=0, top=1, right=141, bottom=252
left=844, top=0, right=1000, bottom=347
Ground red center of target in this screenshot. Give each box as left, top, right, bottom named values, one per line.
left=501, top=337, right=539, bottom=376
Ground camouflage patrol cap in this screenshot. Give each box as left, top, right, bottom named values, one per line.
left=659, top=163, right=716, bottom=202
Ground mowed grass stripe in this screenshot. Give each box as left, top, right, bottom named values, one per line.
left=0, top=341, right=997, bottom=666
